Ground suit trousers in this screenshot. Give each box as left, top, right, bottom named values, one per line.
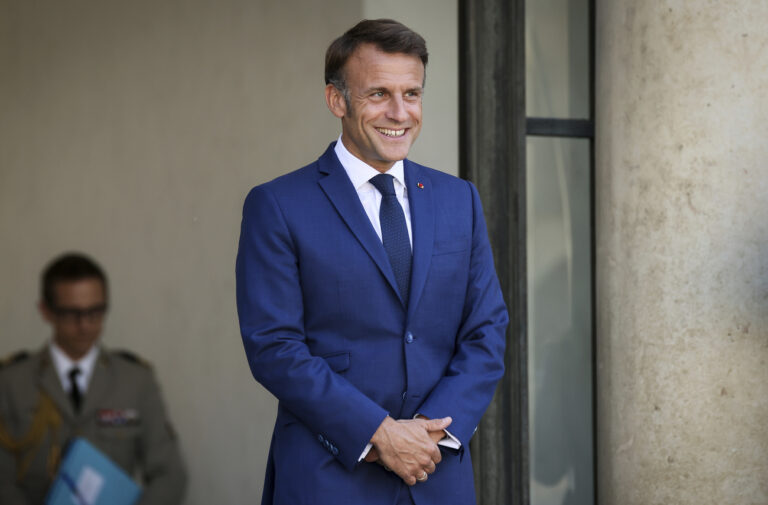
left=395, top=483, right=416, bottom=505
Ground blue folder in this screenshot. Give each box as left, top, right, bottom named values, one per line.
left=45, top=438, right=142, bottom=505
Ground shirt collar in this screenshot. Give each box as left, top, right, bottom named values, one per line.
left=49, top=341, right=100, bottom=391
left=334, top=134, right=406, bottom=192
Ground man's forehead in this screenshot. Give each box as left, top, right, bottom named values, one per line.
left=348, top=44, right=424, bottom=70
left=52, top=278, right=106, bottom=303
left=345, top=45, right=425, bottom=86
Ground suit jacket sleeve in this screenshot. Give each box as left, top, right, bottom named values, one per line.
left=415, top=181, right=508, bottom=450
left=136, top=369, right=187, bottom=505
left=236, top=185, right=389, bottom=471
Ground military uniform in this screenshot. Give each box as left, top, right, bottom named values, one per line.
left=0, top=346, right=186, bottom=505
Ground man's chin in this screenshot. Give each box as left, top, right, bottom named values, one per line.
left=60, top=341, right=97, bottom=359
left=376, top=146, right=412, bottom=164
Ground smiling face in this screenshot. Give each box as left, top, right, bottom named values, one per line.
left=325, top=43, right=424, bottom=173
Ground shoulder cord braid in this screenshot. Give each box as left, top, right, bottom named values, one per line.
left=0, top=391, right=62, bottom=482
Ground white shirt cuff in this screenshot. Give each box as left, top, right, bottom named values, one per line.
left=438, top=428, right=461, bottom=449
left=358, top=443, right=373, bottom=462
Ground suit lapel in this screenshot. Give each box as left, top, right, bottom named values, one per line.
left=404, top=160, right=434, bottom=320
left=36, top=348, right=75, bottom=420
left=317, top=145, right=404, bottom=304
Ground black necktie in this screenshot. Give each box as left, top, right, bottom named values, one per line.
left=369, top=174, right=412, bottom=306
left=68, top=367, right=82, bottom=413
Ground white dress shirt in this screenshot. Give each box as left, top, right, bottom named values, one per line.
left=334, top=135, right=413, bottom=246
left=334, top=135, right=461, bottom=459
left=49, top=341, right=100, bottom=395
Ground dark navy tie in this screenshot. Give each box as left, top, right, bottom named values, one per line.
left=68, top=367, right=82, bottom=413
left=370, top=174, right=411, bottom=306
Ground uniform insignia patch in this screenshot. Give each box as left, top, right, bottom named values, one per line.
left=96, top=409, right=140, bottom=426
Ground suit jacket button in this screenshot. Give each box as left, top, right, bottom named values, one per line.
left=405, top=332, right=414, bottom=344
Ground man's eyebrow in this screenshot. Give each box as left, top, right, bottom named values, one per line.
left=362, top=86, right=424, bottom=95
left=364, top=86, right=388, bottom=94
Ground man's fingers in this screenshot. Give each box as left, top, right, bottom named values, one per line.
left=430, top=443, right=442, bottom=464
left=370, top=415, right=447, bottom=485
left=427, top=429, right=445, bottom=444
left=423, top=416, right=452, bottom=432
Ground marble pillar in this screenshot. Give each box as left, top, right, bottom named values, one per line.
left=596, top=1, right=768, bottom=504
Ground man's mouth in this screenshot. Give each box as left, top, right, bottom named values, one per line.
left=375, top=127, right=406, bottom=138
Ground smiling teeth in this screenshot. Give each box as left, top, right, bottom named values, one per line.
left=377, top=128, right=405, bottom=137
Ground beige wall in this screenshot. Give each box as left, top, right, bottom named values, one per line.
left=0, top=1, right=456, bottom=503
left=596, top=1, right=768, bottom=504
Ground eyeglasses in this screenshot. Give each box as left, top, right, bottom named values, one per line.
left=50, top=304, right=108, bottom=324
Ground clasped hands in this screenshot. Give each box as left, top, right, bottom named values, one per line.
left=366, top=415, right=452, bottom=486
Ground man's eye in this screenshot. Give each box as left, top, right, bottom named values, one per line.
left=372, top=91, right=385, bottom=97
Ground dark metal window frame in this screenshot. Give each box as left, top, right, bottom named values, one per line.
left=526, top=118, right=594, bottom=138
left=459, top=0, right=595, bottom=503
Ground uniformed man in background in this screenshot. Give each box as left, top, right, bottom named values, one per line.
left=0, top=253, right=186, bottom=504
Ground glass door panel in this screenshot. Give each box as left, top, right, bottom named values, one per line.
left=527, top=136, right=593, bottom=505
left=526, top=0, right=590, bottom=119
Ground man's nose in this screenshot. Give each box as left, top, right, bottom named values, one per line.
left=386, top=96, right=409, bottom=122
left=75, top=316, right=91, bottom=330
left=75, top=313, right=98, bottom=327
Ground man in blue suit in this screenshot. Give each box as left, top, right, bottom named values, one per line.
left=236, top=19, right=508, bottom=505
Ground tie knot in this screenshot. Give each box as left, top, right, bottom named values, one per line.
left=370, top=174, right=397, bottom=197
left=68, top=367, right=81, bottom=381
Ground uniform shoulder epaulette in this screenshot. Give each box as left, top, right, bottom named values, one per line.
left=113, top=350, right=152, bottom=368
left=0, top=350, right=30, bottom=369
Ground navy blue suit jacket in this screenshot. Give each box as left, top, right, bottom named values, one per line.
left=236, top=143, right=508, bottom=505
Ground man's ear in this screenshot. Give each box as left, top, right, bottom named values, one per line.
left=325, top=84, right=347, bottom=119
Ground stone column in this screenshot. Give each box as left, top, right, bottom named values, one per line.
left=459, top=0, right=527, bottom=503
left=596, top=2, right=768, bottom=504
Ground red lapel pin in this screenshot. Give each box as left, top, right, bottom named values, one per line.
left=417, top=182, right=424, bottom=189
